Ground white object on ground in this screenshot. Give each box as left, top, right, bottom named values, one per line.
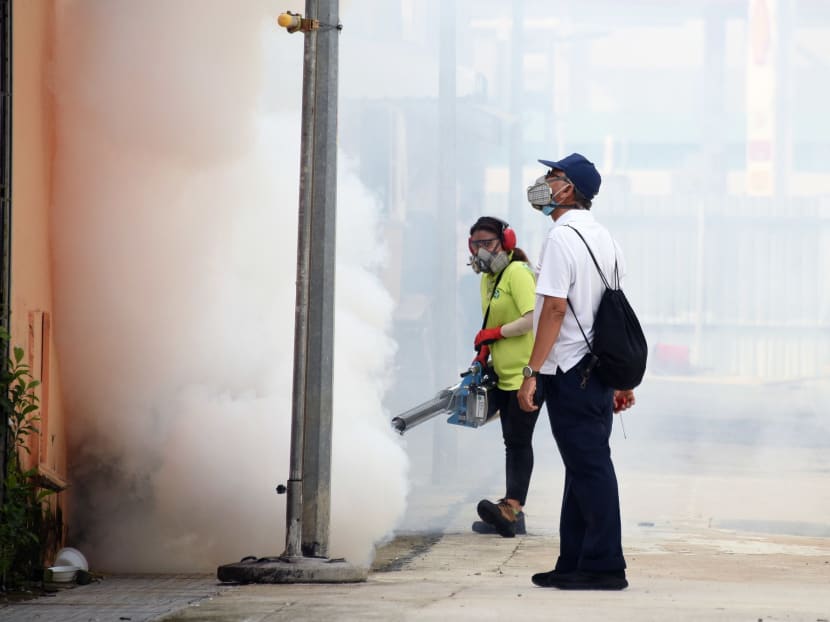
left=47, top=565, right=79, bottom=583
left=54, top=546, right=89, bottom=571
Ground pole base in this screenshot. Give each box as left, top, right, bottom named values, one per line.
left=217, top=555, right=367, bottom=584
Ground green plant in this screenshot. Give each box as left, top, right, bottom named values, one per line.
left=0, top=331, right=53, bottom=591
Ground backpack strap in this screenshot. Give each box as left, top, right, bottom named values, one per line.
left=567, top=295, right=600, bottom=389
left=481, top=263, right=508, bottom=330
left=563, top=225, right=613, bottom=388
left=564, top=224, right=619, bottom=289
left=564, top=225, right=603, bottom=350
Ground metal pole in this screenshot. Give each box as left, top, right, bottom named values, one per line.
left=282, top=0, right=319, bottom=560
left=703, top=1, right=726, bottom=195
left=431, top=0, right=457, bottom=483
left=218, top=0, right=364, bottom=582
left=507, top=0, right=524, bottom=226
left=777, top=0, right=794, bottom=197
left=300, top=0, right=338, bottom=559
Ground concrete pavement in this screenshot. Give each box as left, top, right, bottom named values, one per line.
left=3, top=378, right=829, bottom=620
left=2, top=521, right=828, bottom=621
left=161, top=526, right=830, bottom=622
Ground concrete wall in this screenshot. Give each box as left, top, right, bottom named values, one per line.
left=11, top=1, right=68, bottom=512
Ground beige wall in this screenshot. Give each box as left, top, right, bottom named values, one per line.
left=11, top=1, right=68, bottom=501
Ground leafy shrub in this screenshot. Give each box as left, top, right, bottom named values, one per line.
left=0, top=333, right=54, bottom=591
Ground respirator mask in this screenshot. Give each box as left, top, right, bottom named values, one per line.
left=527, top=175, right=569, bottom=216
left=470, top=247, right=510, bottom=275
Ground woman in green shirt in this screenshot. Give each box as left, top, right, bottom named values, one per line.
left=468, top=216, right=542, bottom=538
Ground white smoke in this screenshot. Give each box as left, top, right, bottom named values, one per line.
left=51, top=0, right=406, bottom=571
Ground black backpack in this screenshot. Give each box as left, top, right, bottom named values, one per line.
left=565, top=225, right=647, bottom=391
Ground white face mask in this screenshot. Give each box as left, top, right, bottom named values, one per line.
left=470, top=247, right=510, bottom=275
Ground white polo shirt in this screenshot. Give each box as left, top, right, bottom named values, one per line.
left=534, top=209, right=626, bottom=374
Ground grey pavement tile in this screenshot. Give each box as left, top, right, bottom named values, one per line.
left=0, top=574, right=226, bottom=622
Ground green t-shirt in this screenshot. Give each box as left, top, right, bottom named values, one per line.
left=480, top=260, right=536, bottom=390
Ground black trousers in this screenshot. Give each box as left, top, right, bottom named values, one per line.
left=494, top=387, right=540, bottom=507
left=540, top=355, right=626, bottom=573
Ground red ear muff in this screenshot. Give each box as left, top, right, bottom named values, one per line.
left=469, top=216, right=517, bottom=253
left=501, top=226, right=517, bottom=251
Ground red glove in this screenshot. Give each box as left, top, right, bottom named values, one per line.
left=474, top=326, right=503, bottom=349
left=472, top=345, right=490, bottom=367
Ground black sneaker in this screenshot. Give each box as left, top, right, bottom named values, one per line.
left=530, top=568, right=568, bottom=587
left=476, top=499, right=522, bottom=538
left=532, top=569, right=628, bottom=590
left=472, top=511, right=526, bottom=535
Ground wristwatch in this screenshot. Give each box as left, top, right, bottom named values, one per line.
left=522, top=365, right=539, bottom=378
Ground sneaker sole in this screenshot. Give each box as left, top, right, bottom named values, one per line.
left=472, top=520, right=527, bottom=536
left=471, top=521, right=497, bottom=534
left=554, top=580, right=628, bottom=591
left=535, top=571, right=628, bottom=590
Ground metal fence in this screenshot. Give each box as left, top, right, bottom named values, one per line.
left=605, top=194, right=830, bottom=380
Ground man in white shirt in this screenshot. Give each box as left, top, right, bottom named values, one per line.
left=517, top=153, right=636, bottom=591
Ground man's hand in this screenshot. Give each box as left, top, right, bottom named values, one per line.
left=472, top=344, right=490, bottom=367
left=613, top=390, right=635, bottom=413
left=474, top=326, right=503, bottom=349
left=518, top=377, right=538, bottom=412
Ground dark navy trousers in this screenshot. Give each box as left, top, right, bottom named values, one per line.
left=540, top=354, right=626, bottom=573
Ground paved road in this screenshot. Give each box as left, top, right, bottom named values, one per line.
left=2, top=376, right=827, bottom=621
left=6, top=523, right=825, bottom=622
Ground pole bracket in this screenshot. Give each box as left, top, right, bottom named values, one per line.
left=277, top=11, right=318, bottom=34
left=277, top=11, right=342, bottom=34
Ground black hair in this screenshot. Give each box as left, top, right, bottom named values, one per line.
left=469, top=216, right=529, bottom=263
left=469, top=216, right=507, bottom=237
left=511, top=247, right=530, bottom=263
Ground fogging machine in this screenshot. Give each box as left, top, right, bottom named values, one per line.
left=391, top=362, right=500, bottom=434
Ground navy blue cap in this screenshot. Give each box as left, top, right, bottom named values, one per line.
left=538, top=153, right=601, bottom=201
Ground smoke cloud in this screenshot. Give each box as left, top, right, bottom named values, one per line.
left=48, top=0, right=830, bottom=572
left=51, top=0, right=406, bottom=571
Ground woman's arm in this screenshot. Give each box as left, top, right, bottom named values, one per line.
left=500, top=311, right=533, bottom=338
